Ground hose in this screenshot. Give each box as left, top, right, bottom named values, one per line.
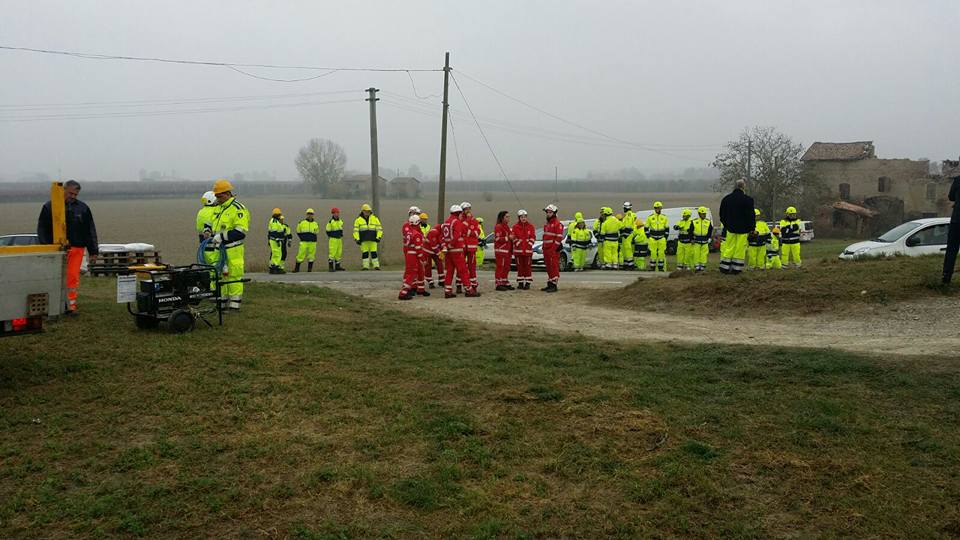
left=197, top=237, right=227, bottom=274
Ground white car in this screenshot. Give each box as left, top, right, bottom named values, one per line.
left=839, top=217, right=950, bottom=260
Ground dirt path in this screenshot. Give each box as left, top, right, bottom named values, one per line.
left=320, top=280, right=960, bottom=358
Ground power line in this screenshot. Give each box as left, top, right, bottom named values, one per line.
left=0, top=89, right=359, bottom=110
left=454, top=70, right=722, bottom=155
left=448, top=114, right=465, bottom=182
left=405, top=71, right=442, bottom=100
left=450, top=73, right=521, bottom=205
left=226, top=65, right=339, bottom=82
left=0, top=45, right=443, bottom=72
left=0, top=98, right=359, bottom=123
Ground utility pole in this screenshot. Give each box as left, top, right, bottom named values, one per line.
left=437, top=52, right=451, bottom=220
left=366, top=87, right=380, bottom=215
left=746, top=138, right=752, bottom=184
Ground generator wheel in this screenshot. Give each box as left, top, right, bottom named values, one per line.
left=168, top=309, right=195, bottom=334
left=135, top=314, right=160, bottom=330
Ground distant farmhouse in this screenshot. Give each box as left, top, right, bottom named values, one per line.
left=337, top=174, right=421, bottom=199
left=802, top=141, right=953, bottom=236
left=388, top=176, right=422, bottom=199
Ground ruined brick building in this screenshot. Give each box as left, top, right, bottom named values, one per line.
left=801, top=141, right=953, bottom=236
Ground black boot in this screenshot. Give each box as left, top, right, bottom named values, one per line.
left=336, top=262, right=345, bottom=271
left=307, top=262, right=314, bottom=272
left=293, top=262, right=301, bottom=273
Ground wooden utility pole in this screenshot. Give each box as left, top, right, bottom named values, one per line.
left=437, top=52, right=451, bottom=220
left=366, top=87, right=380, bottom=215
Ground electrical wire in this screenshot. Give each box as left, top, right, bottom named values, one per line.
left=225, top=65, right=339, bottom=83
left=448, top=114, right=465, bottom=182
left=0, top=98, right=360, bottom=123
left=450, top=73, right=522, bottom=205
left=0, top=89, right=359, bottom=110
left=406, top=71, right=441, bottom=99
left=0, top=45, right=443, bottom=72
left=454, top=70, right=723, bottom=155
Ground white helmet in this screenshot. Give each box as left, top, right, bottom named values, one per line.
left=623, top=201, right=632, bottom=209
left=408, top=214, right=421, bottom=224
left=517, top=209, right=528, bottom=216
left=544, top=204, right=558, bottom=213
left=450, top=204, right=463, bottom=213
left=460, top=201, right=472, bottom=209
left=408, top=206, right=421, bottom=215
left=201, top=191, right=217, bottom=206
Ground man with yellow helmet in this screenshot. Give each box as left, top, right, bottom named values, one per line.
left=690, top=206, right=713, bottom=271
left=645, top=201, right=669, bottom=272
left=779, top=206, right=802, bottom=268
left=267, top=208, right=287, bottom=274
left=353, top=203, right=383, bottom=270
left=294, top=208, right=319, bottom=272
left=748, top=208, right=771, bottom=270
left=767, top=226, right=783, bottom=269
left=208, top=179, right=249, bottom=310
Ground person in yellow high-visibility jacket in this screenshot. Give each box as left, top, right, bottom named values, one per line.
left=690, top=207, right=713, bottom=272
left=630, top=221, right=649, bottom=270
left=645, top=201, right=669, bottom=272
left=325, top=208, right=345, bottom=271
left=196, top=191, right=220, bottom=268
left=748, top=208, right=771, bottom=270
left=267, top=209, right=286, bottom=274
left=568, top=217, right=592, bottom=271
left=476, top=217, right=486, bottom=267
left=779, top=206, right=802, bottom=268
left=767, top=227, right=783, bottom=270
left=600, top=210, right=621, bottom=269
left=619, top=202, right=637, bottom=269
left=294, top=208, right=319, bottom=272
left=209, top=179, right=250, bottom=310
left=353, top=203, right=383, bottom=270
left=673, top=208, right=693, bottom=270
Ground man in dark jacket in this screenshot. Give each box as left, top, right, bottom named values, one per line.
left=941, top=163, right=960, bottom=284
left=37, top=180, right=99, bottom=314
left=718, top=179, right=755, bottom=274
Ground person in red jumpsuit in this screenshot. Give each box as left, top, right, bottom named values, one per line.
left=442, top=205, right=478, bottom=298
left=401, top=209, right=428, bottom=296
left=399, top=214, right=427, bottom=300
left=460, top=201, right=481, bottom=292
left=493, top=210, right=515, bottom=291
left=422, top=218, right=445, bottom=289
left=541, top=204, right=564, bottom=292
left=512, top=209, right=536, bottom=290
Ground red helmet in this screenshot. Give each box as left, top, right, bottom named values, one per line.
left=331, top=207, right=340, bottom=214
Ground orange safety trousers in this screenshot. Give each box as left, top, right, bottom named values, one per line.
left=66, top=247, right=85, bottom=312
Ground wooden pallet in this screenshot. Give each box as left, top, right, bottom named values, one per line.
left=89, top=251, right=162, bottom=276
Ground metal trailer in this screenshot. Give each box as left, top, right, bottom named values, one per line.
left=0, top=182, right=67, bottom=337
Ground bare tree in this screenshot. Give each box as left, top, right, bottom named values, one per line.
left=295, top=138, right=347, bottom=196
left=712, top=126, right=827, bottom=217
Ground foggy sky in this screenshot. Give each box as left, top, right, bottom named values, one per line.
left=0, top=0, right=957, bottom=182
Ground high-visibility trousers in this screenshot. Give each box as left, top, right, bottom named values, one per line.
left=767, top=254, right=783, bottom=270
left=544, top=248, right=560, bottom=285
left=720, top=233, right=748, bottom=274
left=676, top=241, right=690, bottom=269
left=603, top=241, right=619, bottom=268
left=360, top=240, right=380, bottom=269
left=296, top=241, right=317, bottom=263
left=781, top=243, right=801, bottom=267
left=65, top=247, right=84, bottom=312
left=596, top=241, right=605, bottom=265
left=572, top=247, right=587, bottom=269
left=269, top=240, right=284, bottom=268
left=461, top=249, right=478, bottom=288
left=223, top=245, right=245, bottom=308
left=444, top=251, right=469, bottom=292
left=477, top=247, right=485, bottom=266
left=515, top=254, right=533, bottom=285
left=424, top=252, right=444, bottom=284
left=620, top=237, right=634, bottom=267
left=747, top=245, right=766, bottom=270
left=495, top=251, right=512, bottom=285
left=648, top=237, right=667, bottom=271
left=328, top=238, right=343, bottom=262
left=690, top=243, right=709, bottom=271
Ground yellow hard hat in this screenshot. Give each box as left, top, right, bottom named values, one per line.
left=682, top=208, right=692, bottom=216
left=212, top=179, right=233, bottom=195
left=786, top=206, right=797, bottom=214
left=772, top=226, right=781, bottom=234
left=698, top=206, right=708, bottom=214
left=361, top=203, right=372, bottom=212
left=419, top=212, right=429, bottom=220
left=306, top=208, right=315, bottom=214
left=653, top=201, right=663, bottom=208
left=755, top=208, right=761, bottom=216
left=477, top=217, right=484, bottom=223
left=272, top=207, right=282, bottom=215
left=616, top=213, right=623, bottom=219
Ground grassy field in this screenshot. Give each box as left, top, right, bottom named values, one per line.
left=2, top=279, right=959, bottom=537
left=0, top=191, right=723, bottom=271
left=607, top=250, right=956, bottom=316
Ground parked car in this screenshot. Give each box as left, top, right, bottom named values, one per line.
left=0, top=233, right=40, bottom=246
left=838, top=217, right=950, bottom=260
